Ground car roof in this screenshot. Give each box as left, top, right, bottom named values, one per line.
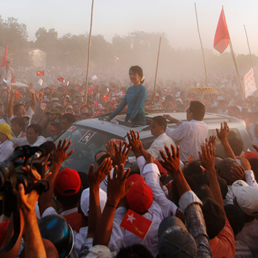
left=74, top=112, right=246, bottom=139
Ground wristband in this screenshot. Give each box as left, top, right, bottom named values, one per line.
left=106, top=203, right=117, bottom=209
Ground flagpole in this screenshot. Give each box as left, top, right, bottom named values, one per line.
left=194, top=3, right=208, bottom=87
left=244, top=25, right=257, bottom=87
left=229, top=39, right=243, bottom=95
left=153, top=37, right=162, bottom=102
left=84, top=0, right=95, bottom=104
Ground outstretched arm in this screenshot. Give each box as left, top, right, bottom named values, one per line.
left=216, top=122, right=236, bottom=160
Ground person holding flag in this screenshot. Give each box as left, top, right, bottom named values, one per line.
left=0, top=60, right=15, bottom=86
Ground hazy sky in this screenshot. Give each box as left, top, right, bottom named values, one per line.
left=1, top=0, right=258, bottom=55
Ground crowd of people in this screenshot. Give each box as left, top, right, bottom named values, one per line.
left=0, top=60, right=258, bottom=257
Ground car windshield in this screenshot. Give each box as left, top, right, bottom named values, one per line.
left=55, top=125, right=123, bottom=173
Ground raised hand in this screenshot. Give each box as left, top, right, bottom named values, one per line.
left=127, top=129, right=142, bottom=157
left=112, top=141, right=131, bottom=166
left=107, top=164, right=132, bottom=207
left=216, top=121, right=229, bottom=142
left=159, top=145, right=181, bottom=176
left=88, top=158, right=113, bottom=188
left=206, top=135, right=216, bottom=148
left=18, top=184, right=39, bottom=217
left=105, top=140, right=116, bottom=157
left=52, top=139, right=74, bottom=168
left=231, top=165, right=245, bottom=182
left=198, top=143, right=216, bottom=172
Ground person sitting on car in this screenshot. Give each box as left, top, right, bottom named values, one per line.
left=164, top=100, right=208, bottom=162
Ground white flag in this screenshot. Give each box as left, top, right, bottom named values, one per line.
left=38, top=79, right=43, bottom=86
left=91, top=75, right=97, bottom=81
left=244, top=68, right=257, bottom=98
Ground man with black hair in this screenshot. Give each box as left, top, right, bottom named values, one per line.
left=20, top=124, right=46, bottom=146
left=147, top=116, right=176, bottom=160
left=164, top=100, right=208, bottom=161
left=61, top=113, right=76, bottom=131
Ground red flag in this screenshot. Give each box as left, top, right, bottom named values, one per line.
left=120, top=209, right=152, bottom=240
left=88, top=87, right=93, bottom=95
left=94, top=100, right=99, bottom=107
left=214, top=8, right=230, bottom=53
left=1, top=43, right=8, bottom=68
left=37, top=71, right=44, bottom=76
left=57, top=76, right=64, bottom=82
left=102, top=94, right=109, bottom=102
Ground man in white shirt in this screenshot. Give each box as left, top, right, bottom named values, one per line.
left=19, top=124, right=46, bottom=147
left=0, top=60, right=15, bottom=85
left=0, top=123, right=14, bottom=162
left=147, top=116, right=176, bottom=160
left=164, top=101, right=208, bottom=162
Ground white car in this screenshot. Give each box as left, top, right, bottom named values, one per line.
left=55, top=112, right=254, bottom=173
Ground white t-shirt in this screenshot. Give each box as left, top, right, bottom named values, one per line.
left=0, top=139, right=14, bottom=162
left=166, top=119, right=208, bottom=161
left=19, top=135, right=46, bottom=147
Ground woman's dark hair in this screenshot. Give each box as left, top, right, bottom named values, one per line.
left=116, top=244, right=154, bottom=258
left=224, top=204, right=245, bottom=236
left=129, top=66, right=144, bottom=84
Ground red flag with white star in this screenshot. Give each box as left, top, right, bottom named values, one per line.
left=120, top=209, right=152, bottom=240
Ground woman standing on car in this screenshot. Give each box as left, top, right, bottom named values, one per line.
left=105, top=66, right=148, bottom=126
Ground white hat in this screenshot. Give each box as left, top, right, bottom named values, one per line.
left=232, top=180, right=258, bottom=216
left=80, top=188, right=107, bottom=217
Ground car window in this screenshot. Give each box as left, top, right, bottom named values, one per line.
left=55, top=125, right=123, bottom=173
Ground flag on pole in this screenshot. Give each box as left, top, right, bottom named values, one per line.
left=38, top=79, right=43, bottom=87
left=37, top=71, right=44, bottom=76
left=1, top=43, right=8, bottom=68
left=120, top=209, right=152, bottom=240
left=214, top=8, right=230, bottom=53
left=244, top=68, right=257, bottom=98
left=57, top=76, right=64, bottom=83
left=102, top=94, right=109, bottom=102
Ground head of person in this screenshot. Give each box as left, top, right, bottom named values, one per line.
left=73, top=103, right=80, bottom=114
left=126, top=174, right=153, bottom=215
left=81, top=112, right=91, bottom=120
left=11, top=117, right=25, bottom=136
left=13, top=103, right=26, bottom=117
left=158, top=216, right=197, bottom=258
left=54, top=168, right=82, bottom=210
left=79, top=187, right=107, bottom=224
left=38, top=214, right=74, bottom=258
left=116, top=244, right=154, bottom=258
left=228, top=105, right=241, bottom=118
left=5, top=60, right=10, bottom=69
left=61, top=113, right=76, bottom=131
left=94, top=150, right=110, bottom=167
left=80, top=104, right=90, bottom=114
left=150, top=116, right=167, bottom=138
left=26, top=124, right=42, bottom=145
left=232, top=180, right=258, bottom=217
left=0, top=123, right=13, bottom=142
left=46, top=108, right=60, bottom=122
left=224, top=204, right=246, bottom=236
left=186, top=101, right=205, bottom=121
left=49, top=122, right=62, bottom=139
left=129, top=66, right=144, bottom=85
left=227, top=131, right=244, bottom=156
left=217, top=158, right=243, bottom=185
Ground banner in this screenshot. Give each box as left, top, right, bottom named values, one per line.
left=244, top=68, right=257, bottom=98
